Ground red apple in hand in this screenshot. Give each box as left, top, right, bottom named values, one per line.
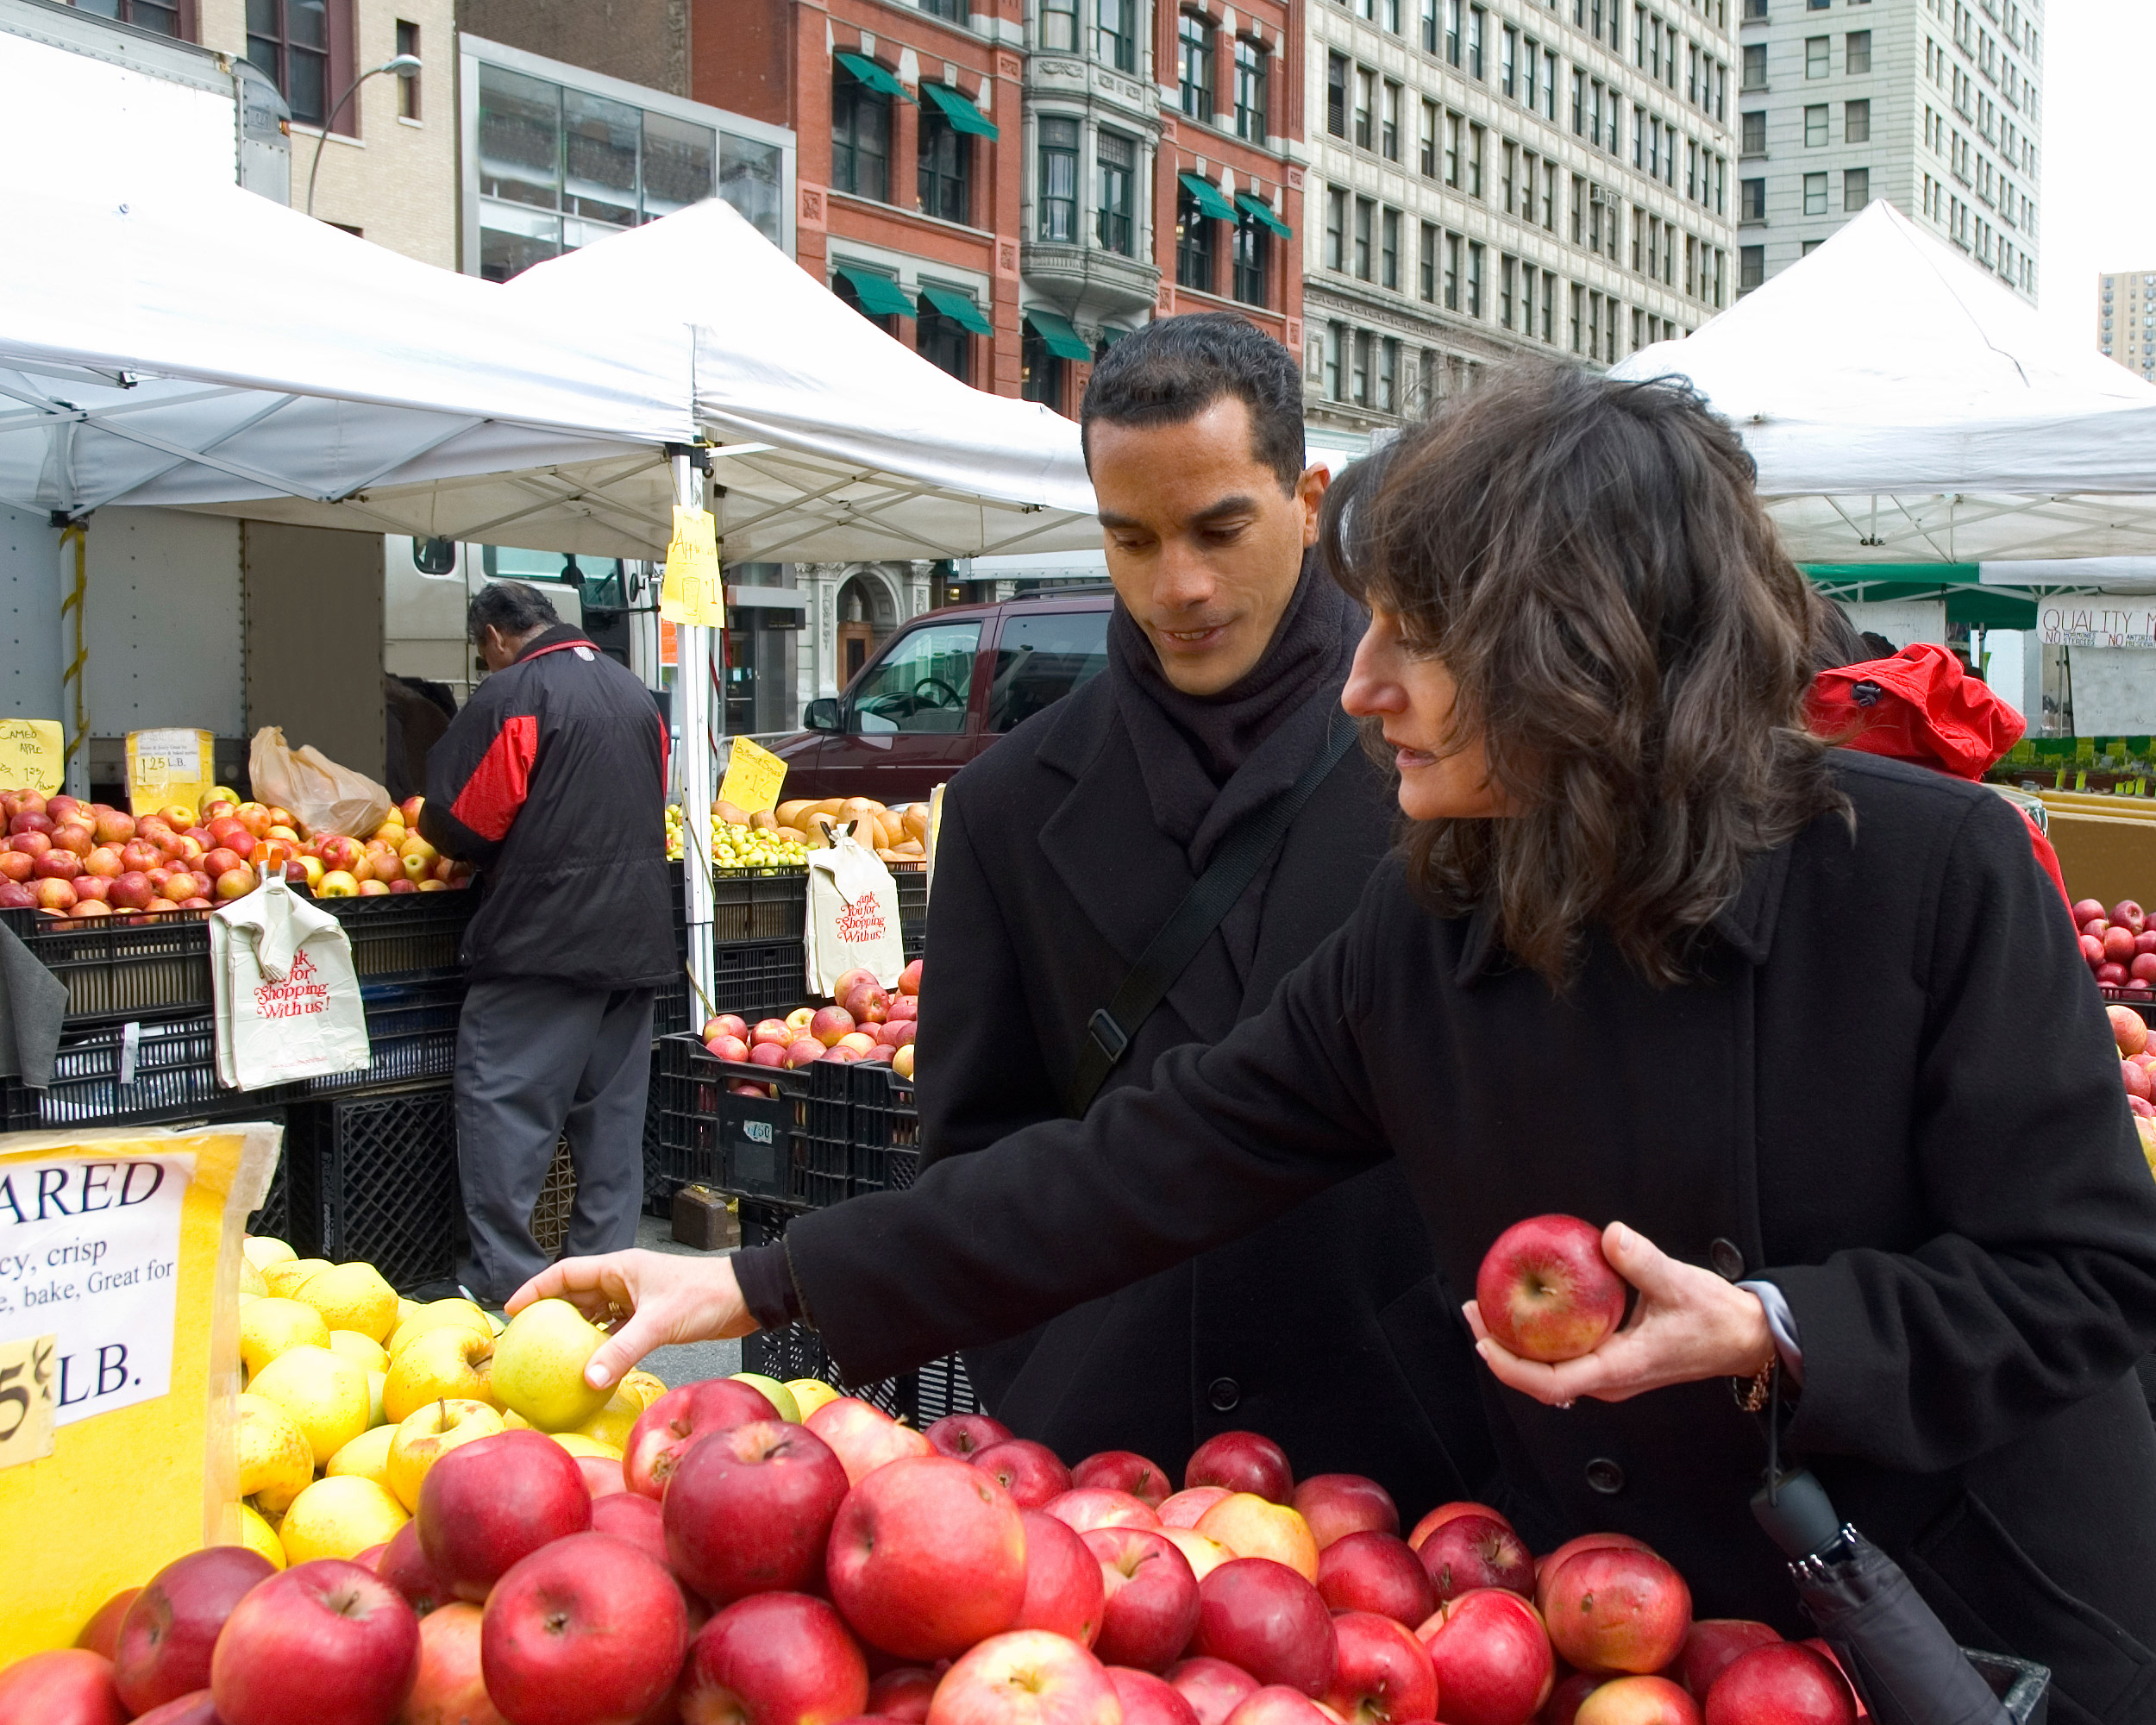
left=0, top=1649, right=128, bottom=1725
left=481, top=1532, right=687, bottom=1725
left=1417, top=1513, right=1533, bottom=1603
left=1086, top=1527, right=1202, bottom=1672
left=1110, top=1666, right=1202, bottom=1725
left=114, top=1545, right=277, bottom=1713
left=1316, top=1531, right=1434, bottom=1626
left=1289, top=1475, right=1396, bottom=1550
left=974, top=1440, right=1074, bottom=1510
left=925, top=1631, right=1121, bottom=1725
left=1578, top=1675, right=1702, bottom=1725
left=665, top=1417, right=850, bottom=1605
left=1017, top=1509, right=1106, bottom=1647
left=1702, top=1645, right=1854, bottom=1725
left=679, top=1591, right=868, bottom=1725
left=398, top=1603, right=506, bottom=1725
left=210, top=1559, right=421, bottom=1725
left=826, top=1455, right=1027, bottom=1659
left=926, top=1413, right=1016, bottom=1459
left=1074, top=1451, right=1174, bottom=1509
left=1183, top=1433, right=1294, bottom=1505
left=1415, top=1588, right=1554, bottom=1725
left=1674, top=1622, right=1782, bottom=1699
left=1475, top=1214, right=1628, bottom=1363
left=417, top=1429, right=592, bottom=1603
left=626, top=1377, right=780, bottom=1498
left=1539, top=1544, right=1691, bottom=1676
left=1189, top=1559, right=1336, bottom=1697
left=1320, top=1612, right=1436, bottom=1725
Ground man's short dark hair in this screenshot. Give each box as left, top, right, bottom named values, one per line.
left=467, top=580, right=561, bottom=645
left=1080, top=312, right=1306, bottom=494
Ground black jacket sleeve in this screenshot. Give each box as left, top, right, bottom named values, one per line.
left=1771, top=787, right=2156, bottom=1472
left=418, top=679, right=515, bottom=868
left=787, top=914, right=1392, bottom=1385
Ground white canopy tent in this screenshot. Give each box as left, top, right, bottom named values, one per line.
left=1611, top=202, right=2156, bottom=566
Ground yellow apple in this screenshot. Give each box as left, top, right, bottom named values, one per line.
left=239, top=1297, right=331, bottom=1378
left=368, top=1371, right=387, bottom=1429
left=248, top=1344, right=371, bottom=1467
left=388, top=1299, right=492, bottom=1360
left=296, top=1262, right=399, bottom=1344
left=326, top=1329, right=390, bottom=1374
left=325, top=1423, right=398, bottom=1490
left=567, top=1388, right=642, bottom=1452
left=317, top=870, right=359, bottom=897
left=396, top=1297, right=423, bottom=1328
left=262, top=1257, right=332, bottom=1299
left=235, top=1391, right=315, bottom=1513
left=279, top=1475, right=408, bottom=1565
left=1159, top=1527, right=1235, bottom=1584
left=786, top=1378, right=843, bottom=1420
left=548, top=1432, right=623, bottom=1461
left=243, top=1235, right=298, bottom=1270
left=237, top=1502, right=287, bottom=1571
left=294, top=855, right=325, bottom=891
left=489, top=1298, right=608, bottom=1433
left=1194, top=1493, right=1321, bottom=1581
left=383, top=1324, right=495, bottom=1425
left=731, top=1373, right=800, bottom=1423
left=786, top=1007, right=816, bottom=1031
left=616, top=1371, right=669, bottom=1413
left=240, top=1259, right=269, bottom=1301
left=387, top=1398, right=504, bottom=1512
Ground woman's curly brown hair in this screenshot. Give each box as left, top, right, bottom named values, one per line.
left=1322, top=363, right=1846, bottom=986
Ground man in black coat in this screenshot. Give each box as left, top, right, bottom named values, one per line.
left=421, top=580, right=674, bottom=1304
left=912, top=314, right=1495, bottom=1509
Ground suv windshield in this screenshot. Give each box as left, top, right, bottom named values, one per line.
left=987, top=610, right=1112, bottom=731
left=853, top=622, right=981, bottom=733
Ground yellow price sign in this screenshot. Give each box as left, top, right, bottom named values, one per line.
left=0, top=1334, right=58, bottom=1473
left=126, top=728, right=215, bottom=818
left=2076, top=737, right=2097, bottom=764
left=660, top=506, right=725, bottom=629
left=0, top=719, right=65, bottom=795
left=718, top=736, right=787, bottom=815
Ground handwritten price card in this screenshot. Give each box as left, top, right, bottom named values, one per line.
left=0, top=1333, right=57, bottom=1471
left=660, top=507, right=725, bottom=628
left=0, top=719, right=65, bottom=795
left=719, top=737, right=787, bottom=815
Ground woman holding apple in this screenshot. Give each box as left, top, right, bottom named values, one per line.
left=517, top=367, right=2156, bottom=1714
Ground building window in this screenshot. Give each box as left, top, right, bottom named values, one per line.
left=1739, top=243, right=1764, bottom=291
left=1379, top=337, right=1399, bottom=413
left=1325, top=323, right=1344, bottom=398
left=1234, top=40, right=1269, bottom=142
left=94, top=0, right=191, bottom=34
left=1445, top=231, right=1460, bottom=308
left=1805, top=34, right=1828, bottom=76
left=394, top=19, right=420, bottom=118
left=1232, top=213, right=1269, bottom=305
left=1842, top=97, right=1871, bottom=143
left=1355, top=66, right=1374, bottom=148
left=248, top=0, right=348, bottom=130
left=1844, top=165, right=1870, bottom=209
left=1419, top=98, right=1438, bottom=175
left=1382, top=206, right=1400, bottom=289
left=1096, top=130, right=1135, bottom=253
left=1445, top=0, right=1460, bottom=65
left=1326, top=53, right=1349, bottom=138
left=1020, top=326, right=1065, bottom=411
left=1419, top=221, right=1438, bottom=300
left=1042, top=0, right=1079, bottom=51
left=1804, top=104, right=1827, bottom=145
left=918, top=104, right=970, bottom=223
left=1501, top=24, right=1517, bottom=97
left=832, top=63, right=892, bottom=202
left=1500, top=253, right=1516, bottom=327
left=917, top=303, right=970, bottom=384
left=1742, top=43, right=1767, bottom=87
left=1445, top=110, right=1460, bottom=185
left=1466, top=240, right=1484, bottom=316
left=1037, top=116, right=1080, bottom=242
left=921, top=0, right=964, bottom=17
left=1382, top=80, right=1401, bottom=160
left=1846, top=29, right=1871, bottom=72
left=1351, top=330, right=1371, bottom=405
left=1354, top=196, right=1374, bottom=279
left=1097, top=0, right=1137, bottom=72
left=1467, top=123, right=1484, bottom=197
left=1178, top=13, right=1215, bottom=121
left=1175, top=185, right=1214, bottom=291
left=1803, top=170, right=1827, bottom=213
left=1740, top=176, right=1765, bottom=220
left=1468, top=4, right=1484, bottom=78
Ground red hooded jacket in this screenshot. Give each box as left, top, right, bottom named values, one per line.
left=1808, top=641, right=2071, bottom=910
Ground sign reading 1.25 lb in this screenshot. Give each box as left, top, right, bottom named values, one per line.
left=0, top=1154, right=188, bottom=1454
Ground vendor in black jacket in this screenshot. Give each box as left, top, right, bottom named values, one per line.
left=523, top=369, right=2156, bottom=1718
left=907, top=312, right=1493, bottom=1507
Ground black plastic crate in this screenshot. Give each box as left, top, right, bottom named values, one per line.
left=667, top=862, right=810, bottom=946
left=901, top=920, right=925, bottom=962
left=1, top=1012, right=296, bottom=1131
left=654, top=978, right=691, bottom=1038
left=283, top=1082, right=460, bottom=1292
left=649, top=1032, right=806, bottom=1208
left=8, top=910, right=213, bottom=1026
left=320, top=889, right=479, bottom=985
left=711, top=941, right=807, bottom=1023
left=892, top=866, right=928, bottom=922
left=301, top=977, right=465, bottom=1096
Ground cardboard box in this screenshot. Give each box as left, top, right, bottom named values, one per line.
left=2042, top=808, right=2156, bottom=912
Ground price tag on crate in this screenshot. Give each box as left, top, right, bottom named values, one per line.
left=0, top=1333, right=57, bottom=1471
left=126, top=728, right=215, bottom=819
left=719, top=737, right=787, bottom=816
left=2077, top=737, right=2097, bottom=764
left=0, top=720, right=65, bottom=795
left=660, top=507, right=725, bottom=628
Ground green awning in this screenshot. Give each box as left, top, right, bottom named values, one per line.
left=1946, top=590, right=2039, bottom=630
left=1235, top=191, right=1293, bottom=237
left=1177, top=172, right=1238, bottom=223
left=922, top=81, right=998, bottom=138
left=1799, top=564, right=2037, bottom=632
left=831, top=263, right=915, bottom=319
left=1025, top=308, right=1093, bottom=362
left=834, top=51, right=914, bottom=102
left=918, top=283, right=992, bottom=336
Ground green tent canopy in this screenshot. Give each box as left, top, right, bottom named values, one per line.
left=922, top=82, right=997, bottom=137
left=834, top=52, right=914, bottom=102
left=1802, top=563, right=2038, bottom=631
left=830, top=264, right=914, bottom=319
left=1024, top=307, right=1092, bottom=362
left=1177, top=172, right=1238, bottom=223
left=918, top=283, right=992, bottom=336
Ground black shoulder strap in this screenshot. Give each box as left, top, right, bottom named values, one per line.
left=1064, top=716, right=1360, bottom=1118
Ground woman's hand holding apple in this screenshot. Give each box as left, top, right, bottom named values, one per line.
left=509, top=1251, right=756, bottom=1392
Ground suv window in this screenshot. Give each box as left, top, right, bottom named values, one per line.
left=987, top=611, right=1112, bottom=732
left=852, top=622, right=981, bottom=734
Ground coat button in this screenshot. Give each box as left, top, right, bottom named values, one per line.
left=1710, top=1238, right=1745, bottom=1281
left=1207, top=1377, right=1240, bottom=1413
left=1584, top=1458, right=1626, bottom=1496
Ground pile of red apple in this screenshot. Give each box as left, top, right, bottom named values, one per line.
left=705, top=958, right=924, bottom=1088
left=3, top=1381, right=1871, bottom=1725
left=2075, top=898, right=2156, bottom=998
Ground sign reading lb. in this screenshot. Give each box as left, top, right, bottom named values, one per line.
left=0, top=1155, right=189, bottom=1427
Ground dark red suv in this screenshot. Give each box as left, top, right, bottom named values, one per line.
left=766, top=588, right=1115, bottom=803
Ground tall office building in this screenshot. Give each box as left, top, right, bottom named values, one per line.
left=1305, top=0, right=1738, bottom=438
left=1734, top=0, right=2040, bottom=304
left=2099, top=272, right=2156, bottom=384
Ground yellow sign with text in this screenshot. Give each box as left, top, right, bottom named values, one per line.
left=718, top=736, right=787, bottom=816
left=0, top=1333, right=58, bottom=1472
left=0, top=719, right=66, bottom=795
left=127, top=728, right=216, bottom=819
left=660, top=506, right=725, bottom=629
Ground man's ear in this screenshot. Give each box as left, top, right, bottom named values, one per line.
left=1297, top=463, right=1331, bottom=548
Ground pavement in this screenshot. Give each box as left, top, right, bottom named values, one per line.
left=630, top=1211, right=743, bottom=1387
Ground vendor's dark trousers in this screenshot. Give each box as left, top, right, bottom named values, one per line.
left=453, top=976, right=655, bottom=1303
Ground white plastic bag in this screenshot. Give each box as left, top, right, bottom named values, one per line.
left=805, top=822, right=905, bottom=995
left=248, top=726, right=392, bottom=840
left=210, top=874, right=372, bottom=1089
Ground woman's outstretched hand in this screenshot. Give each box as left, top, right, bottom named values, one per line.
left=508, top=1251, right=758, bottom=1392
left=1463, top=1222, right=1775, bottom=1408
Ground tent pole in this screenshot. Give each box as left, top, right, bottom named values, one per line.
left=673, top=453, right=717, bottom=1020
left=59, top=520, right=90, bottom=800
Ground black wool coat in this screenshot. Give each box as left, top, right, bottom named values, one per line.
left=914, top=668, right=1500, bottom=1513
left=800, top=754, right=2156, bottom=1723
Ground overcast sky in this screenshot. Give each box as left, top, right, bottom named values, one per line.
left=2035, top=0, right=2156, bottom=343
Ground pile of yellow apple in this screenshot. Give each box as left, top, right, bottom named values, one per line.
left=665, top=801, right=812, bottom=871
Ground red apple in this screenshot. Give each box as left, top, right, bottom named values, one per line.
left=887, top=994, right=918, bottom=1022
left=75, top=1589, right=140, bottom=1659
left=1221, top=1688, right=1334, bottom=1725
left=14, top=829, right=51, bottom=859
left=973, top=1439, right=1074, bottom=1509
left=377, top=1521, right=450, bottom=1616
left=1316, top=1531, right=1435, bottom=1626
left=1673, top=1622, right=1782, bottom=1700
left=899, top=960, right=923, bottom=996
left=664, top=1417, right=850, bottom=1604
left=577, top=1452, right=629, bottom=1499
left=0, top=879, right=34, bottom=907
left=872, top=1668, right=943, bottom=1723
left=7, top=809, right=53, bottom=836
left=831, top=967, right=879, bottom=1000
left=1017, top=1509, right=1106, bottom=1647
left=1189, top=1559, right=1335, bottom=1697
left=1539, top=1544, right=1690, bottom=1676
left=398, top=1602, right=506, bottom=1725
left=1576, top=1676, right=1702, bottom=1725
left=843, top=986, right=892, bottom=1026
left=214, top=867, right=255, bottom=900
left=1086, top=1527, right=1202, bottom=1672
left=481, top=1532, right=687, bottom=1725
left=1288, top=1476, right=1396, bottom=1550
left=417, top=1428, right=592, bottom=1603
left=113, top=1545, right=278, bottom=1713
left=924, top=1630, right=1120, bottom=1725
left=749, top=1041, right=788, bottom=1069
left=704, top=1013, right=750, bottom=1041
left=1417, top=1514, right=1533, bottom=1603
left=2079, top=932, right=2103, bottom=965
left=805, top=1396, right=935, bottom=1486
left=2101, top=961, right=2133, bottom=987
left=1320, top=1612, right=1436, bottom=1725
left=118, top=839, right=161, bottom=873
left=589, top=1489, right=671, bottom=1571
left=1701, top=1645, right=1855, bottom=1725
left=1476, top=1214, right=1628, bottom=1363
left=126, top=1691, right=223, bottom=1725
left=71, top=874, right=110, bottom=902
left=1071, top=1451, right=1174, bottom=1508
left=1543, top=1673, right=1608, bottom=1725
left=210, top=1559, right=420, bottom=1725
left=0, top=1648, right=128, bottom=1725
left=1165, top=1659, right=1260, bottom=1725
left=34, top=846, right=81, bottom=879
left=109, top=871, right=154, bottom=910
left=2138, top=931, right=2156, bottom=956
left=2074, top=897, right=2108, bottom=925
left=2132, top=955, right=2156, bottom=985
left=708, top=1032, right=752, bottom=1062
left=2107, top=925, right=2140, bottom=965
left=784, top=1038, right=828, bottom=1069
left=825, top=1454, right=1027, bottom=1659
left=0, top=849, right=29, bottom=882
left=1415, top=1589, right=1555, bottom=1725
left=1109, top=1666, right=1202, bottom=1725
left=1183, top=1433, right=1294, bottom=1505
left=626, top=1377, right=780, bottom=1498
left=925, top=1413, right=1016, bottom=1459
left=92, top=808, right=135, bottom=845
left=810, top=1006, right=856, bottom=1047
left=2115, top=900, right=2149, bottom=938
left=82, top=844, right=122, bottom=878
left=34, top=876, right=78, bottom=911
left=680, top=1590, right=868, bottom=1725
left=1047, top=1488, right=1163, bottom=1534
left=1160, top=1489, right=1234, bottom=1530
left=51, top=821, right=95, bottom=856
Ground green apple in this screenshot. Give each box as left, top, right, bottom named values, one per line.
left=731, top=1371, right=800, bottom=1422
left=490, top=1297, right=610, bottom=1432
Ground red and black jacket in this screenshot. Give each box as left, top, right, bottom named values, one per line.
left=420, top=625, right=675, bottom=989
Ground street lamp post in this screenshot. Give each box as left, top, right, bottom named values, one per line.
left=305, top=53, right=423, bottom=219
